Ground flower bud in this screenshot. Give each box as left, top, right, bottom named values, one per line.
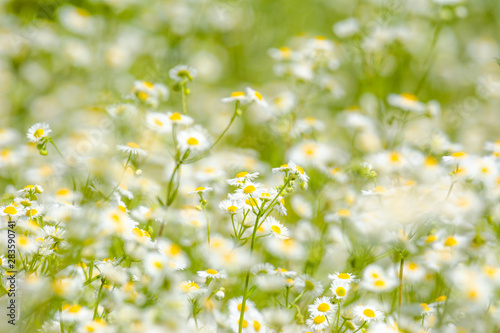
left=40, top=149, right=48, bottom=156
left=215, top=289, right=225, bottom=301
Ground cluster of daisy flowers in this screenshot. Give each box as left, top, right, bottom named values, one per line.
left=3, top=0, right=500, bottom=332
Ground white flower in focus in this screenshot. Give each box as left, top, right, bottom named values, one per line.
left=27, top=123, right=51, bottom=143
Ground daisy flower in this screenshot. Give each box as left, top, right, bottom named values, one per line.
left=166, top=111, right=194, bottom=126
left=251, top=263, right=276, bottom=275
left=218, top=199, right=243, bottom=215
left=306, top=313, right=332, bottom=331
left=145, top=111, right=171, bottom=133
left=266, top=217, right=289, bottom=240
left=221, top=91, right=249, bottom=103
left=274, top=161, right=310, bottom=183
left=1, top=203, right=24, bottom=218
left=268, top=46, right=294, bottom=61
left=442, top=151, right=468, bottom=164
left=308, top=296, right=336, bottom=316
left=177, top=125, right=211, bottom=153
left=295, top=275, right=324, bottom=297
left=228, top=297, right=256, bottom=316
left=106, top=103, right=138, bottom=117
left=24, top=204, right=45, bottom=218
left=246, top=87, right=268, bottom=108
left=27, top=122, right=51, bottom=143
left=130, top=80, right=168, bottom=106
left=352, top=305, right=384, bottom=322
left=328, top=272, right=358, bottom=284
left=169, top=65, right=198, bottom=82
left=117, top=142, right=147, bottom=157
left=197, top=268, right=227, bottom=280
left=361, top=185, right=390, bottom=196
left=227, top=171, right=260, bottom=185
left=187, top=186, right=213, bottom=195
left=18, top=184, right=44, bottom=195
left=231, top=182, right=263, bottom=200
left=387, top=93, right=426, bottom=113
left=330, top=280, right=351, bottom=300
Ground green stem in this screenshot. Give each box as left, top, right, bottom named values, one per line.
left=399, top=257, right=405, bottom=316
left=93, top=279, right=105, bottom=319
left=181, top=82, right=188, bottom=114
left=200, top=194, right=210, bottom=245
left=184, top=101, right=240, bottom=164
left=353, top=321, right=366, bottom=333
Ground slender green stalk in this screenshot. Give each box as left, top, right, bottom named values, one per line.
left=181, top=82, right=188, bottom=114
left=399, top=257, right=405, bottom=316
left=184, top=101, right=240, bottom=164
left=353, top=321, right=366, bottom=333
left=93, top=279, right=105, bottom=319
left=238, top=180, right=290, bottom=333
left=200, top=193, right=210, bottom=245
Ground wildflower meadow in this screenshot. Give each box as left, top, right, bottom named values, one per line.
left=2, top=0, right=500, bottom=332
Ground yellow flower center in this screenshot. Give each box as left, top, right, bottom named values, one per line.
left=170, top=112, right=182, bottom=121
left=206, top=269, right=218, bottom=275
left=227, top=206, right=238, bottom=213
left=401, top=93, right=418, bottom=101
left=34, top=129, right=44, bottom=138
left=76, top=8, right=90, bottom=17
left=297, top=166, right=305, bottom=174
left=444, top=237, right=457, bottom=247
left=132, top=228, right=143, bottom=238
left=243, top=185, right=256, bottom=193
left=313, top=315, right=326, bottom=324
left=279, top=46, right=292, bottom=58
left=337, top=209, right=351, bottom=217
left=245, top=198, right=258, bottom=206
left=435, top=295, right=447, bottom=302
left=154, top=260, right=163, bottom=269
left=336, top=287, right=346, bottom=297
left=137, top=91, right=149, bottom=100
left=143, top=81, right=154, bottom=89
left=231, top=91, right=245, bottom=98
left=26, top=209, right=37, bottom=216
left=374, top=280, right=385, bottom=287
left=338, top=273, right=350, bottom=279
left=4, top=206, right=17, bottom=215
left=270, top=225, right=281, bottom=235
left=154, top=118, right=164, bottom=126
left=237, top=303, right=248, bottom=312
left=240, top=319, right=248, bottom=328
left=57, top=188, right=71, bottom=196
left=363, top=309, right=376, bottom=318
left=390, top=152, right=401, bottom=162
left=194, top=187, right=205, bottom=191
left=126, top=142, right=140, bottom=149
left=68, top=304, right=82, bottom=313
left=425, top=235, right=437, bottom=243
left=186, top=282, right=199, bottom=290
left=253, top=320, right=261, bottom=331
left=187, top=137, right=199, bottom=145
left=318, top=303, right=330, bottom=312
left=254, top=91, right=263, bottom=101
left=373, top=186, right=386, bottom=194
left=237, top=171, right=249, bottom=178
left=425, top=156, right=438, bottom=166
left=408, top=262, right=418, bottom=270
left=421, top=303, right=431, bottom=311
left=451, top=151, right=467, bottom=158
